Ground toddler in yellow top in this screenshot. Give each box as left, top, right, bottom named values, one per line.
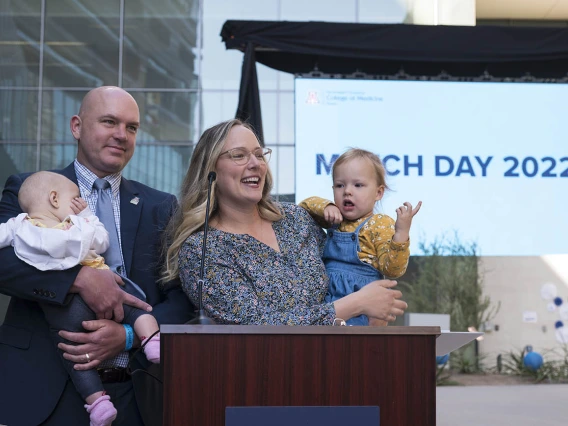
left=300, top=148, right=421, bottom=326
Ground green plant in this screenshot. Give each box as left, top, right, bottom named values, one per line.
left=401, top=232, right=499, bottom=332
left=450, top=341, right=488, bottom=374
left=500, top=347, right=528, bottom=376
left=400, top=233, right=499, bottom=374
left=500, top=345, right=568, bottom=384
left=435, top=361, right=456, bottom=386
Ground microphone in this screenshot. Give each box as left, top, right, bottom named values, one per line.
left=188, top=171, right=217, bottom=325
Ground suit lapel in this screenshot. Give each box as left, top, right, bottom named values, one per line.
left=60, top=163, right=78, bottom=184
left=119, top=178, right=142, bottom=277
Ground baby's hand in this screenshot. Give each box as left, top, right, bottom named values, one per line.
left=393, top=201, right=422, bottom=243
left=70, top=197, right=88, bottom=215
left=324, top=204, right=343, bottom=226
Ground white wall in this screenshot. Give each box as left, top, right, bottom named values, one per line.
left=480, top=256, right=568, bottom=364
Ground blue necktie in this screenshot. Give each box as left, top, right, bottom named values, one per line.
left=93, top=178, right=145, bottom=300
left=94, top=179, right=123, bottom=271
left=92, top=179, right=129, bottom=367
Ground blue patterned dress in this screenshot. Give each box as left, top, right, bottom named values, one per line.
left=179, top=203, right=336, bottom=325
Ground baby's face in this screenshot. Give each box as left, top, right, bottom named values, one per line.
left=57, top=179, right=83, bottom=219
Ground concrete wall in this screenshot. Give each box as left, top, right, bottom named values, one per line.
left=478, top=255, right=568, bottom=365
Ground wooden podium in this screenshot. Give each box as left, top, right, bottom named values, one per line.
left=161, top=325, right=439, bottom=426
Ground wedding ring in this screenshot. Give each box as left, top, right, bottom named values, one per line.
left=85, top=353, right=90, bottom=362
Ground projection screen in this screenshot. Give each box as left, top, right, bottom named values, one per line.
left=294, top=78, right=567, bottom=256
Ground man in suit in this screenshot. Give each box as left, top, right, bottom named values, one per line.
left=0, top=86, right=194, bottom=425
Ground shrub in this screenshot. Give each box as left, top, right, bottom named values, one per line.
left=400, top=233, right=500, bottom=374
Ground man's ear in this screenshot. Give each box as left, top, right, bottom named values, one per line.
left=375, top=185, right=385, bottom=202
left=70, top=115, right=82, bottom=140
left=49, top=190, right=59, bottom=208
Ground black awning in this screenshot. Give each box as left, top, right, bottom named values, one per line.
left=221, top=20, right=568, bottom=144
left=221, top=20, right=568, bottom=77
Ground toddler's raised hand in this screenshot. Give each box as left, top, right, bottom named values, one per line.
left=393, top=201, right=422, bottom=243
left=70, top=197, right=88, bottom=215
left=324, top=204, right=343, bottom=226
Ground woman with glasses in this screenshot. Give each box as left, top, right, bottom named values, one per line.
left=162, top=119, right=407, bottom=325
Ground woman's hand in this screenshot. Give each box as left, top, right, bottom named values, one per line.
left=359, top=280, right=407, bottom=321
left=334, top=279, right=407, bottom=322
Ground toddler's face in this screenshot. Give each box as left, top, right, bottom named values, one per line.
left=332, top=157, right=384, bottom=221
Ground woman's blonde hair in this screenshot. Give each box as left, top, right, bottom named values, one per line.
left=161, top=118, right=283, bottom=282
left=332, top=148, right=390, bottom=190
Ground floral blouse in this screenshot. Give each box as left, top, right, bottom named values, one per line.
left=179, top=203, right=336, bottom=325
left=299, top=196, right=410, bottom=278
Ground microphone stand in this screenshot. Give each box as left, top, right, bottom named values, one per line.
left=188, top=171, right=217, bottom=325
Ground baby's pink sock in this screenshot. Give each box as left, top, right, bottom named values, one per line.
left=84, top=394, right=117, bottom=426
left=142, top=333, right=160, bottom=363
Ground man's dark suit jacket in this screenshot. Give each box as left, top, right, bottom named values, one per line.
left=0, top=163, right=193, bottom=426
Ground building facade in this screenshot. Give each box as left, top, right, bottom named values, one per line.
left=0, top=0, right=407, bottom=197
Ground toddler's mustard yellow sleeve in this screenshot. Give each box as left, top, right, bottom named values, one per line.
left=298, top=196, right=334, bottom=229
left=361, top=215, right=410, bottom=278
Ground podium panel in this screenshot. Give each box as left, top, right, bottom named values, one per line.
left=225, top=406, right=379, bottom=426
left=162, top=325, right=439, bottom=426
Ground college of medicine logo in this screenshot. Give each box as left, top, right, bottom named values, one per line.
left=306, top=91, right=319, bottom=104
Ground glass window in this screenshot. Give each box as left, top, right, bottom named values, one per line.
left=279, top=72, right=295, bottom=92
left=273, top=145, right=295, bottom=196
left=281, top=0, right=356, bottom=21
left=201, top=0, right=279, bottom=91
left=278, top=91, right=294, bottom=144
left=123, top=144, right=193, bottom=195
left=37, top=142, right=192, bottom=196
left=201, top=90, right=238, bottom=131
left=43, top=0, right=120, bottom=87
left=130, top=91, right=199, bottom=143
left=259, top=91, right=277, bottom=144
left=0, top=144, right=38, bottom=188
left=0, top=0, right=42, bottom=87
left=123, top=0, right=200, bottom=89
left=41, top=89, right=87, bottom=142
left=359, top=0, right=407, bottom=24
left=39, top=143, right=78, bottom=171
left=0, top=89, right=38, bottom=142
left=41, top=89, right=199, bottom=143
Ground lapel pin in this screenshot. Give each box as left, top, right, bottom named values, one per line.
left=130, top=197, right=140, bottom=205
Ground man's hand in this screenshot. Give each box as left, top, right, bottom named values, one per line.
left=70, top=197, right=88, bottom=215
left=70, top=267, right=152, bottom=322
left=323, top=204, right=343, bottom=226
left=58, top=320, right=126, bottom=370
left=393, top=201, right=422, bottom=243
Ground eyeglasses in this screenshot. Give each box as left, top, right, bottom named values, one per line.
left=219, top=147, right=272, bottom=165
